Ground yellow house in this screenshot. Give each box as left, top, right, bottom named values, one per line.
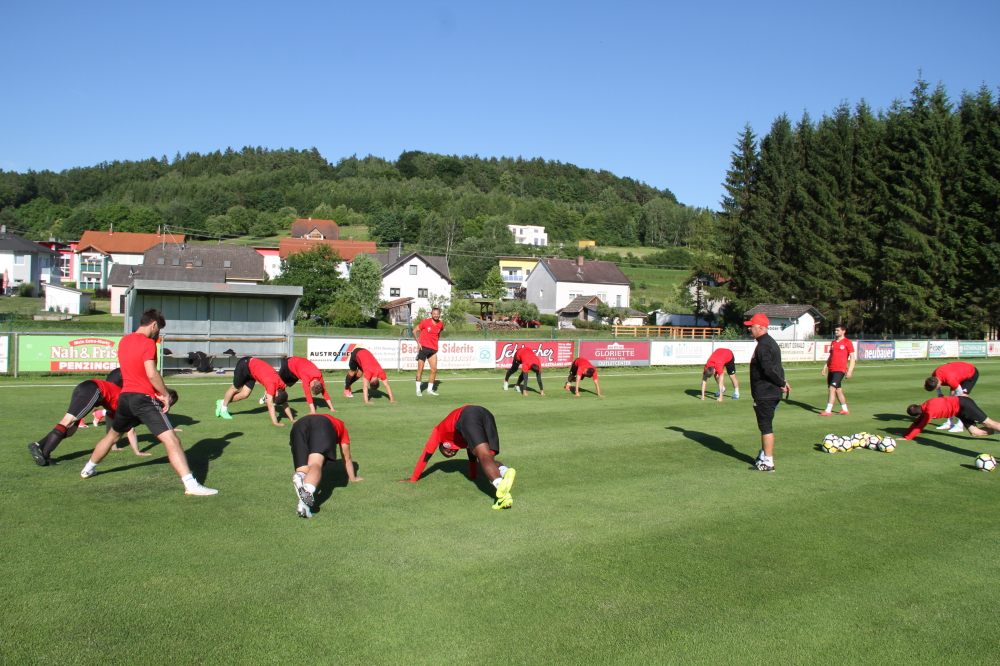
left=577, top=240, right=596, bottom=248
left=498, top=256, right=540, bottom=297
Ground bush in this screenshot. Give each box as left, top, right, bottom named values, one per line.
left=16, top=282, right=35, bottom=297
left=538, top=314, right=558, bottom=327
left=571, top=319, right=612, bottom=331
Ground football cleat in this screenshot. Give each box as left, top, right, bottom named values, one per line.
left=936, top=421, right=953, bottom=430
left=564, top=383, right=572, bottom=390
left=259, top=396, right=267, bottom=405
left=949, top=424, right=965, bottom=433
left=502, top=382, right=509, bottom=391
left=732, top=394, right=740, bottom=399
left=296, top=500, right=313, bottom=518
left=426, top=387, right=439, bottom=395
left=837, top=410, right=850, bottom=415
left=819, top=411, right=833, bottom=416
left=748, top=460, right=775, bottom=472
left=28, top=442, right=48, bottom=467
left=343, top=390, right=354, bottom=398
left=492, top=494, right=513, bottom=510
left=184, top=484, right=219, bottom=496
left=495, top=468, right=516, bottom=498
left=416, top=388, right=422, bottom=397
left=80, top=467, right=96, bottom=479
left=292, top=473, right=314, bottom=507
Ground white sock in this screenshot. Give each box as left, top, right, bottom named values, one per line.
left=491, top=478, right=502, bottom=489
left=825, top=403, right=834, bottom=412
left=83, top=460, right=97, bottom=473
left=181, top=473, right=198, bottom=489
left=762, top=455, right=774, bottom=465
left=220, top=404, right=229, bottom=412
left=841, top=404, right=848, bottom=411
left=304, top=483, right=316, bottom=493
left=415, top=380, right=421, bottom=389
left=498, top=465, right=509, bottom=476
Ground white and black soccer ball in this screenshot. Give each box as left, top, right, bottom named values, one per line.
left=975, top=453, right=997, bottom=471
left=822, top=439, right=837, bottom=453
left=867, top=435, right=882, bottom=450
left=879, top=437, right=897, bottom=453
left=835, top=438, right=851, bottom=452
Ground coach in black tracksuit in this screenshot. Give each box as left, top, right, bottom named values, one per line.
left=745, top=313, right=789, bottom=471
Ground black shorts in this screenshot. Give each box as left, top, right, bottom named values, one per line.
left=958, top=396, right=988, bottom=425
left=67, top=380, right=103, bottom=420
left=724, top=359, right=737, bottom=376
left=233, top=357, right=256, bottom=390
left=416, top=347, right=437, bottom=361
left=105, top=368, right=122, bottom=387
left=753, top=398, right=780, bottom=436
left=827, top=371, right=846, bottom=388
left=348, top=349, right=362, bottom=373
left=111, top=392, right=174, bottom=437
left=277, top=357, right=298, bottom=387
left=960, top=368, right=979, bottom=394
left=289, top=415, right=341, bottom=468
left=456, top=406, right=500, bottom=454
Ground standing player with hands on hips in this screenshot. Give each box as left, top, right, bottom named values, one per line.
left=80, top=308, right=217, bottom=496
left=746, top=313, right=790, bottom=472
left=820, top=325, right=855, bottom=416
left=414, top=307, right=444, bottom=396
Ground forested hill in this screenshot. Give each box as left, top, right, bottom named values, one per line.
left=0, top=149, right=706, bottom=250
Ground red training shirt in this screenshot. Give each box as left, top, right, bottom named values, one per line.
left=118, top=332, right=158, bottom=395
left=287, top=356, right=330, bottom=405
left=317, top=414, right=350, bottom=446
left=902, top=396, right=961, bottom=439
left=354, top=348, right=387, bottom=382
left=826, top=338, right=855, bottom=373
left=704, top=348, right=734, bottom=376
left=248, top=358, right=286, bottom=396
left=514, top=347, right=542, bottom=371
left=92, top=379, right=121, bottom=417
left=416, top=317, right=445, bottom=351
left=570, top=357, right=598, bottom=380
left=409, top=406, right=477, bottom=481
left=932, top=362, right=976, bottom=390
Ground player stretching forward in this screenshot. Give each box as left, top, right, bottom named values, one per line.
left=902, top=396, right=1000, bottom=439
left=701, top=347, right=740, bottom=401
left=401, top=405, right=516, bottom=509
left=924, top=361, right=979, bottom=432
left=344, top=348, right=397, bottom=404
left=80, top=308, right=217, bottom=495
left=565, top=357, right=604, bottom=397
left=288, top=414, right=363, bottom=518
left=274, top=356, right=335, bottom=414
left=414, top=307, right=444, bottom=396
left=819, top=325, right=855, bottom=416
left=216, top=357, right=293, bottom=425
left=503, top=346, right=545, bottom=396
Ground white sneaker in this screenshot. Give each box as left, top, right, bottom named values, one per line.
left=949, top=424, right=965, bottom=433
left=936, top=421, right=952, bottom=430
left=296, top=500, right=313, bottom=518
left=502, top=382, right=509, bottom=391
left=259, top=396, right=267, bottom=405
left=426, top=387, right=439, bottom=395
left=185, top=484, right=219, bottom=496
left=292, top=472, right=314, bottom=506
left=80, top=467, right=96, bottom=479
left=416, top=389, right=422, bottom=397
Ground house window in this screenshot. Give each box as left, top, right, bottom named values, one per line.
left=223, top=260, right=232, bottom=268
left=598, top=293, right=607, bottom=302
left=59, top=256, right=71, bottom=277
left=14, top=254, right=24, bottom=265
left=417, top=288, right=428, bottom=298
left=617, top=295, right=622, bottom=307
left=539, top=290, right=543, bottom=299
left=172, top=258, right=180, bottom=266
left=390, top=288, right=400, bottom=297
left=409, top=265, right=417, bottom=275
left=157, top=258, right=165, bottom=265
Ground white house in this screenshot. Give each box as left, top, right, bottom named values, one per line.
left=44, top=283, right=92, bottom=314
left=0, top=229, right=60, bottom=292
left=507, top=224, right=548, bottom=247
left=367, top=247, right=454, bottom=321
left=743, top=304, right=825, bottom=340
left=524, top=256, right=630, bottom=315
left=74, top=229, right=185, bottom=289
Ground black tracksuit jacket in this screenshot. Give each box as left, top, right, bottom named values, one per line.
left=749, top=333, right=786, bottom=401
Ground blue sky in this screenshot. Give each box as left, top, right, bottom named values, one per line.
left=1, top=0, right=997, bottom=210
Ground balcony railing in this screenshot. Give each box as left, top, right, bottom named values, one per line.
left=80, top=263, right=103, bottom=273
left=503, top=275, right=524, bottom=282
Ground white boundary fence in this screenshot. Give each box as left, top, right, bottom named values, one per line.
left=305, top=337, right=999, bottom=371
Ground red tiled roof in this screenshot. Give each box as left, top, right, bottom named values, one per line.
left=77, top=230, right=185, bottom=255
left=278, top=238, right=377, bottom=262
left=291, top=219, right=339, bottom=240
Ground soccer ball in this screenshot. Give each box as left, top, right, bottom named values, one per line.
left=867, top=435, right=882, bottom=449
left=835, top=438, right=851, bottom=452
left=822, top=440, right=837, bottom=453
left=879, top=437, right=897, bottom=453
left=975, top=454, right=997, bottom=471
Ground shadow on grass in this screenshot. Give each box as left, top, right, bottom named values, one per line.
left=872, top=413, right=910, bottom=423
left=418, top=458, right=497, bottom=498
left=96, top=431, right=243, bottom=484
left=168, top=414, right=200, bottom=427
left=906, top=434, right=980, bottom=458
left=311, top=461, right=361, bottom=513
left=684, top=389, right=703, bottom=399
left=666, top=426, right=756, bottom=464
left=783, top=398, right=818, bottom=414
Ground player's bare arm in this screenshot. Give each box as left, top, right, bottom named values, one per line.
left=339, top=441, right=363, bottom=481
left=144, top=359, right=171, bottom=413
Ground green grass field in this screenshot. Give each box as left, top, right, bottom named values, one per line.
left=3, top=361, right=1000, bottom=665
left=621, top=266, right=692, bottom=311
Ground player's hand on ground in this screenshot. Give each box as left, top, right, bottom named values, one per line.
left=272, top=422, right=285, bottom=426
left=135, top=451, right=152, bottom=457
left=717, top=397, right=723, bottom=402
left=389, top=399, right=398, bottom=403
left=350, top=477, right=364, bottom=482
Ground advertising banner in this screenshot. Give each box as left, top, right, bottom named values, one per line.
left=0, top=336, right=7, bottom=373
left=580, top=340, right=651, bottom=367
left=988, top=341, right=1000, bottom=358
left=307, top=338, right=401, bottom=371
left=400, top=339, right=496, bottom=371
left=959, top=341, right=988, bottom=358
left=19, top=335, right=124, bottom=372
left=650, top=340, right=713, bottom=366
left=928, top=340, right=960, bottom=358
left=857, top=341, right=895, bottom=361
left=493, top=341, right=575, bottom=369
left=776, top=340, right=817, bottom=363
left=714, top=340, right=757, bottom=365
left=894, top=341, right=928, bottom=359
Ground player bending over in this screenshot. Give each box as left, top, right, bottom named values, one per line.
left=401, top=405, right=516, bottom=509
left=503, top=346, right=545, bottom=396
left=902, top=396, right=1000, bottom=440
left=565, top=357, right=604, bottom=397
left=80, top=308, right=216, bottom=495
left=701, top=347, right=740, bottom=401
left=344, top=348, right=397, bottom=404
left=924, top=361, right=979, bottom=432
left=216, top=356, right=293, bottom=426
left=819, top=325, right=855, bottom=416
left=414, top=307, right=444, bottom=396
left=275, top=356, right=335, bottom=414
left=288, top=414, right=362, bottom=518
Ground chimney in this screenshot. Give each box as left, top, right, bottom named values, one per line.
left=349, top=236, right=353, bottom=242
left=576, top=256, right=584, bottom=266
left=157, top=226, right=161, bottom=236
left=109, top=224, right=114, bottom=235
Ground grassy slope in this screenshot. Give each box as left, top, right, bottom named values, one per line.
left=621, top=267, right=691, bottom=312
left=2, top=362, right=1000, bottom=665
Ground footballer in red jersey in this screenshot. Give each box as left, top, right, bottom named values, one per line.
left=413, top=307, right=445, bottom=396
left=217, top=356, right=293, bottom=425
left=902, top=396, right=1000, bottom=440
left=503, top=346, right=545, bottom=396
left=819, top=326, right=855, bottom=416
left=80, top=308, right=217, bottom=495
left=279, top=356, right=334, bottom=414
left=565, top=357, right=604, bottom=397
left=400, top=406, right=516, bottom=509
left=288, top=414, right=362, bottom=518
left=701, top=348, right=740, bottom=401
left=344, top=348, right=397, bottom=404
left=924, top=361, right=980, bottom=432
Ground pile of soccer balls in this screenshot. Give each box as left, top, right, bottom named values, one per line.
left=821, top=432, right=897, bottom=453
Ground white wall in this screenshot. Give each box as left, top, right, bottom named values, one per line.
left=524, top=266, right=558, bottom=314
left=45, top=285, right=92, bottom=314
left=380, top=258, right=451, bottom=316
left=557, top=281, right=629, bottom=311
left=765, top=313, right=817, bottom=340
left=507, top=225, right=548, bottom=246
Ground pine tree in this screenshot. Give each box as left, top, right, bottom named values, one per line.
left=481, top=266, right=508, bottom=300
